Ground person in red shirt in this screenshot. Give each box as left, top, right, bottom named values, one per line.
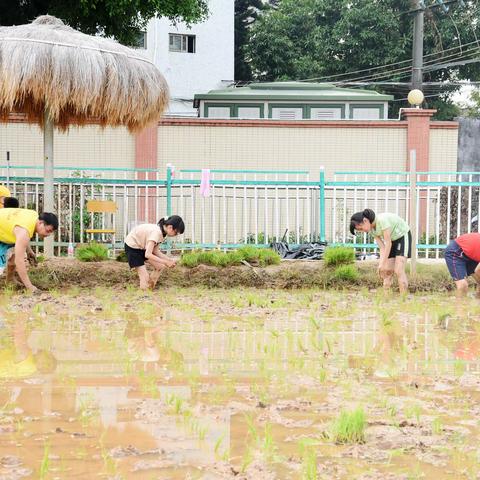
left=444, top=233, right=480, bottom=296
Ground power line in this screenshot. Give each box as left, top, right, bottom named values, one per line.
left=297, top=39, right=480, bottom=84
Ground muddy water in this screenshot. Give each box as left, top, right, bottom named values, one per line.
left=1, top=288, right=480, bottom=479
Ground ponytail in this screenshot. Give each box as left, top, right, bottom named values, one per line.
left=349, top=209, right=375, bottom=235
left=158, top=215, right=185, bottom=235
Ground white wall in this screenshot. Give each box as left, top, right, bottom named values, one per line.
left=144, top=0, right=234, bottom=115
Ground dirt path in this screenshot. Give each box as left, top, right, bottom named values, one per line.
left=10, top=258, right=455, bottom=292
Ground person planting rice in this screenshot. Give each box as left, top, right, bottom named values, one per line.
left=444, top=232, right=480, bottom=297
left=350, top=209, right=411, bottom=294
left=0, top=208, right=58, bottom=292
left=124, top=215, right=185, bottom=290
left=0, top=185, right=11, bottom=208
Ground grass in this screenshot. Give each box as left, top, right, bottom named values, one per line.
left=323, top=246, right=355, bottom=266
left=330, top=407, right=366, bottom=444
left=76, top=242, right=109, bottom=262
left=333, top=264, right=359, bottom=282
left=179, top=246, right=281, bottom=268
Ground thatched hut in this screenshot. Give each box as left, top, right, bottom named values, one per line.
left=0, top=15, right=169, bottom=254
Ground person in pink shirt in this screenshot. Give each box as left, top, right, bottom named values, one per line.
left=444, top=233, right=480, bottom=296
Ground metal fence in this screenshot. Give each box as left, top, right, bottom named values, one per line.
left=1, top=165, right=479, bottom=257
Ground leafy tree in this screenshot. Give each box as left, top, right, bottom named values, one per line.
left=246, top=0, right=480, bottom=119
left=0, top=0, right=209, bottom=46
left=464, top=88, right=480, bottom=117
left=235, top=0, right=267, bottom=81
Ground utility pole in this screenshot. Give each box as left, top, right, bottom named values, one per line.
left=412, top=0, right=425, bottom=91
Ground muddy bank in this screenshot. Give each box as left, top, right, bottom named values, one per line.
left=10, top=258, right=455, bottom=292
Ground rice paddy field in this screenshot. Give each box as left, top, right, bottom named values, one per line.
left=1, top=285, right=480, bottom=479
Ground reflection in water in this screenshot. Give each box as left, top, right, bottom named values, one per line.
left=1, top=293, right=480, bottom=478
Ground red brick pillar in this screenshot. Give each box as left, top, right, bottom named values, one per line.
left=134, top=125, right=158, bottom=223
left=402, top=108, right=436, bottom=236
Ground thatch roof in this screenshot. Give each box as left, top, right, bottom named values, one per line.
left=0, top=15, right=169, bottom=131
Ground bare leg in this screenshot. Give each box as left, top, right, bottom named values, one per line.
left=382, top=258, right=395, bottom=291
left=473, top=264, right=480, bottom=298
left=394, top=256, right=408, bottom=294
left=148, top=262, right=167, bottom=290
left=5, top=252, right=21, bottom=286
left=136, top=265, right=150, bottom=290
left=454, top=278, right=469, bottom=297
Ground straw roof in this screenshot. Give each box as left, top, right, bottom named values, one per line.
left=0, top=15, right=169, bottom=131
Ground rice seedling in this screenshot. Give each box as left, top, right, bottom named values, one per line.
left=330, top=407, right=366, bottom=444
left=298, top=438, right=319, bottom=480
left=39, top=441, right=50, bottom=480
left=432, top=417, right=443, bottom=435
left=323, top=246, right=355, bottom=266
left=333, top=264, right=359, bottom=282
left=76, top=242, right=109, bottom=262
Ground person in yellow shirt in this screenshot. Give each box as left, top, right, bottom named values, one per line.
left=0, top=208, right=58, bottom=292
left=0, top=185, right=11, bottom=208
left=0, top=314, right=57, bottom=378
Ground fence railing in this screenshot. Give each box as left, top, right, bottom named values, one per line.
left=1, top=165, right=478, bottom=258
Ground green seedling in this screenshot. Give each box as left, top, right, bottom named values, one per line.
left=432, top=417, right=443, bottom=435
left=323, top=246, right=355, bottom=266
left=330, top=407, right=366, bottom=444
left=39, top=441, right=50, bottom=480
left=298, top=438, right=319, bottom=480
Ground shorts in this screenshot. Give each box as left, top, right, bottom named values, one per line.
left=388, top=232, right=412, bottom=259
left=125, top=243, right=147, bottom=268
left=445, top=240, right=479, bottom=281
left=0, top=242, right=14, bottom=274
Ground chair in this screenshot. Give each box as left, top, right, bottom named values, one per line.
left=85, top=200, right=117, bottom=254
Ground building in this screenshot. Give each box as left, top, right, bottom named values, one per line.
left=141, top=0, right=234, bottom=117
left=194, top=82, right=393, bottom=120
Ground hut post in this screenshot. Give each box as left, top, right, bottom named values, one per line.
left=43, top=110, right=55, bottom=257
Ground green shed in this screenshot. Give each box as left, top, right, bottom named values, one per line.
left=193, top=81, right=393, bottom=120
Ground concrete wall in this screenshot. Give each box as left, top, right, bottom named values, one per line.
left=144, top=0, right=235, bottom=115
left=0, top=122, right=134, bottom=170
left=0, top=118, right=458, bottom=178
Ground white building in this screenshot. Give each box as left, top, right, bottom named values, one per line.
left=141, top=0, right=234, bottom=116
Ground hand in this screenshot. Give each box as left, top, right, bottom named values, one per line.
left=168, top=259, right=176, bottom=268
left=27, top=285, right=40, bottom=294
left=27, top=250, right=38, bottom=267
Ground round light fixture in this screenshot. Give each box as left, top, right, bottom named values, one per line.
left=407, top=89, right=424, bottom=107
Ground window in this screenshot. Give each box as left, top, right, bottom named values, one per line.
left=134, top=31, right=147, bottom=49
left=206, top=106, right=231, bottom=118
left=237, top=106, right=262, bottom=119
left=169, top=34, right=196, bottom=53
left=310, top=108, right=342, bottom=120
left=351, top=108, right=381, bottom=120
left=271, top=107, right=303, bottom=120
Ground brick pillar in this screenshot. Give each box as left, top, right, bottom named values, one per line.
left=134, top=125, right=158, bottom=223
left=402, top=108, right=436, bottom=236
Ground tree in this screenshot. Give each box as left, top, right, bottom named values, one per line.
left=235, top=0, right=266, bottom=81
left=245, top=0, right=480, bottom=119
left=464, top=88, right=480, bottom=117
left=0, top=0, right=209, bottom=46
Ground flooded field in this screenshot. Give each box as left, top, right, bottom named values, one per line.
left=1, top=286, right=480, bottom=479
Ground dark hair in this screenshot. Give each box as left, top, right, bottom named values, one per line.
left=39, top=212, right=59, bottom=230
left=349, top=209, right=375, bottom=235
left=4, top=197, right=19, bottom=208
left=158, top=215, right=185, bottom=235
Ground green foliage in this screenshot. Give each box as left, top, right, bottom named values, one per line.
left=3, top=0, right=209, bottom=46
left=115, top=251, right=128, bottom=263
left=464, top=88, right=480, bottom=118
left=180, top=252, right=200, bottom=268
left=331, top=407, right=366, bottom=444
left=246, top=0, right=480, bottom=118
left=333, top=264, right=359, bottom=282
left=323, top=246, right=355, bottom=266
left=179, top=247, right=281, bottom=268
left=235, top=0, right=269, bottom=81
left=76, top=242, right=109, bottom=262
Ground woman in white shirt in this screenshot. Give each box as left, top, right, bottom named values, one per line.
left=124, top=215, right=185, bottom=290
